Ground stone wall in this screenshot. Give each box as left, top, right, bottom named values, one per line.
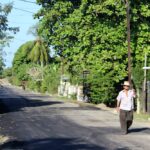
left=58, top=82, right=84, bottom=101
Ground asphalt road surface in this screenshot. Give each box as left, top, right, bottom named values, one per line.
left=0, top=85, right=150, bottom=150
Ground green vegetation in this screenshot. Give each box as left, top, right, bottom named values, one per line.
left=134, top=113, right=150, bottom=122
left=28, top=39, right=49, bottom=67
left=9, top=40, right=60, bottom=94
left=0, top=3, right=19, bottom=76
left=34, top=0, right=150, bottom=105
left=3, top=1, right=150, bottom=108
left=42, top=64, right=60, bottom=94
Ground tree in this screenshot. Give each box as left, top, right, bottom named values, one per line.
left=13, top=41, right=35, bottom=70
left=0, top=3, right=18, bottom=46
left=13, top=40, right=50, bottom=68
left=28, top=39, right=49, bottom=67
left=0, top=3, right=19, bottom=73
left=28, top=39, right=50, bottom=80
left=35, top=0, right=127, bottom=103
left=35, top=0, right=150, bottom=104
left=12, top=40, right=50, bottom=87
left=131, top=1, right=150, bottom=113
left=12, top=41, right=35, bottom=82
left=0, top=51, right=5, bottom=75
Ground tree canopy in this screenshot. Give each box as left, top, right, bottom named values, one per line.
left=0, top=3, right=19, bottom=73
left=34, top=0, right=150, bottom=103
left=7, top=0, right=150, bottom=105
left=13, top=40, right=50, bottom=81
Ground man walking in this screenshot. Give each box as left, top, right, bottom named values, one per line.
left=117, top=81, right=136, bottom=134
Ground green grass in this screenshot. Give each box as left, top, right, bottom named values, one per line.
left=134, top=113, right=150, bottom=121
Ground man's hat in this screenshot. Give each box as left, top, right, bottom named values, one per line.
left=123, top=81, right=130, bottom=86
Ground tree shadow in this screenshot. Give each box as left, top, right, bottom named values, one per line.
left=0, top=85, right=102, bottom=114
left=129, top=127, right=150, bottom=133
left=0, top=96, right=101, bottom=114
left=0, top=138, right=106, bottom=150
left=0, top=97, right=63, bottom=114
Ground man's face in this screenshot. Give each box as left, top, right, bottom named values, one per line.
left=124, top=85, right=129, bottom=90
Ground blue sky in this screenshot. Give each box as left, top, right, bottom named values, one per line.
left=1, top=0, right=40, bottom=67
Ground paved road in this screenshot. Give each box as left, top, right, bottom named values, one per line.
left=0, top=85, right=150, bottom=150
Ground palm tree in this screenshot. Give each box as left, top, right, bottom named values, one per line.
left=27, top=24, right=50, bottom=80
left=29, top=39, right=49, bottom=66
left=28, top=39, right=50, bottom=80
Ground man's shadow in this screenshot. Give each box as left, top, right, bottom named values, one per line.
left=129, top=127, right=150, bottom=133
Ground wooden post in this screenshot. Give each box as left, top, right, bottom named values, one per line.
left=143, top=53, right=147, bottom=113
left=126, top=0, right=132, bottom=86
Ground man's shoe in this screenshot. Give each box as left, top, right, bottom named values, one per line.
left=121, top=130, right=128, bottom=135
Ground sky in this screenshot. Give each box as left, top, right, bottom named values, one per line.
left=1, top=0, right=40, bottom=67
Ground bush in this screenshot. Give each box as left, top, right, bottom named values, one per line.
left=27, top=79, right=36, bottom=90
left=9, top=76, right=21, bottom=86
left=43, top=64, right=60, bottom=94
left=70, top=94, right=77, bottom=100
left=2, top=68, right=12, bottom=78
left=40, top=81, right=47, bottom=93
left=88, top=72, right=118, bottom=105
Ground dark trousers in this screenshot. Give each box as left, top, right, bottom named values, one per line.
left=119, top=109, right=133, bottom=133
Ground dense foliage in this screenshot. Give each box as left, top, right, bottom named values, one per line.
left=10, top=40, right=60, bottom=93
left=0, top=3, right=19, bottom=74
left=34, top=0, right=150, bottom=104
left=5, top=0, right=150, bottom=107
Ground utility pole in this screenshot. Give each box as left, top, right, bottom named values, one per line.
left=143, top=53, right=147, bottom=113
left=126, top=0, right=132, bottom=86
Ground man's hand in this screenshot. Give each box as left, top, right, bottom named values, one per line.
left=116, top=106, right=120, bottom=113
left=116, top=100, right=120, bottom=113
left=132, top=89, right=136, bottom=98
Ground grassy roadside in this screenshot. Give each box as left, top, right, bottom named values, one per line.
left=134, top=113, right=150, bottom=122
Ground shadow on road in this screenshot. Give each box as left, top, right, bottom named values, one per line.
left=116, top=148, right=130, bottom=150
left=0, top=97, right=63, bottom=114
left=0, top=85, right=101, bottom=114
left=0, top=138, right=106, bottom=150
left=129, top=127, right=150, bottom=133
left=0, top=97, right=101, bottom=114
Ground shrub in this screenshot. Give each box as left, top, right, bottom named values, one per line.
left=9, top=76, right=21, bottom=86
left=88, top=72, right=118, bottom=105
left=43, top=64, right=60, bottom=94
